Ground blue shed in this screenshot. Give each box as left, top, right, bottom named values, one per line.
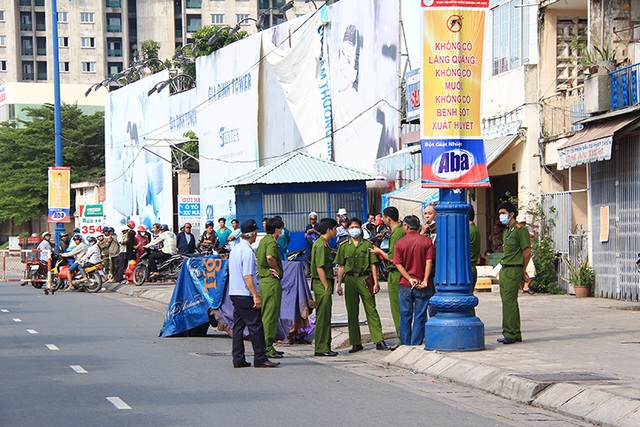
left=220, top=151, right=377, bottom=253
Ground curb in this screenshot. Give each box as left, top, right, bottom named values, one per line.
left=384, top=346, right=640, bottom=427
left=103, top=282, right=174, bottom=305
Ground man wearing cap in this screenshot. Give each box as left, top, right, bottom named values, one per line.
left=335, top=215, right=349, bottom=246
left=255, top=217, right=285, bottom=359
left=105, top=228, right=120, bottom=282
left=496, top=202, right=531, bottom=344
left=228, top=219, right=279, bottom=368
left=176, top=223, right=197, bottom=255
left=37, top=232, right=52, bottom=263
left=305, top=212, right=320, bottom=257
left=198, top=221, right=218, bottom=256
left=57, top=232, right=70, bottom=254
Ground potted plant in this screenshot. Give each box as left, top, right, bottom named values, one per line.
left=593, top=44, right=618, bottom=73
left=562, top=257, right=595, bottom=297
left=570, top=36, right=597, bottom=74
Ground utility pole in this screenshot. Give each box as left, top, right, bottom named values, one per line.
left=51, top=0, right=65, bottom=246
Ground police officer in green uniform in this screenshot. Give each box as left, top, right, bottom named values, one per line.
left=310, top=218, right=339, bottom=357
left=372, top=206, right=404, bottom=346
left=336, top=218, right=389, bottom=353
left=496, top=202, right=531, bottom=344
left=256, top=217, right=284, bottom=358
left=469, top=205, right=481, bottom=285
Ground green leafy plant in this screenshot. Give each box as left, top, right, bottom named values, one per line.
left=570, top=36, right=594, bottom=65
left=562, top=257, right=595, bottom=289
left=531, top=235, right=561, bottom=294
left=593, top=44, right=618, bottom=62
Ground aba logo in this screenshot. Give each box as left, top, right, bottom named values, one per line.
left=50, top=211, right=66, bottom=221
left=433, top=149, right=474, bottom=180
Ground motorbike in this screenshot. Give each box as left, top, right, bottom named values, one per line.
left=50, top=257, right=103, bottom=293
left=132, top=249, right=186, bottom=286
left=287, top=249, right=311, bottom=277
left=27, top=259, right=49, bottom=289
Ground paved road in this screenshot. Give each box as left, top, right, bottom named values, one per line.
left=0, top=284, right=592, bottom=427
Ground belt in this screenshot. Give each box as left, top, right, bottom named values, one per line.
left=502, top=264, right=523, bottom=268
left=346, top=273, right=366, bottom=278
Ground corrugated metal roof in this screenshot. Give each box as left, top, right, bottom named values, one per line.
left=386, top=179, right=439, bottom=204
left=485, top=134, right=519, bottom=166
left=219, top=151, right=378, bottom=187
left=374, top=145, right=421, bottom=174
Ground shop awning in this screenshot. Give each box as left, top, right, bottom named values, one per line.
left=557, top=114, right=640, bottom=170
left=485, top=134, right=519, bottom=166
left=374, top=146, right=421, bottom=174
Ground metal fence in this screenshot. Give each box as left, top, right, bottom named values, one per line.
left=610, top=62, right=640, bottom=111
left=0, top=250, right=44, bottom=282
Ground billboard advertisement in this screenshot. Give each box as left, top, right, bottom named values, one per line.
left=47, top=166, right=71, bottom=223
left=105, top=71, right=174, bottom=230
left=326, top=0, right=400, bottom=173
left=196, top=36, right=261, bottom=224
left=420, top=1, right=490, bottom=188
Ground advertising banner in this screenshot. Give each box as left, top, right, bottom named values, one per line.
left=421, top=0, right=490, bottom=188
left=105, top=71, right=174, bottom=231
left=78, top=204, right=104, bottom=236
left=47, top=166, right=71, bottom=223
left=177, top=195, right=201, bottom=230
left=327, top=0, right=400, bottom=173
left=406, top=68, right=421, bottom=122
left=160, top=256, right=228, bottom=337
left=196, top=36, right=261, bottom=225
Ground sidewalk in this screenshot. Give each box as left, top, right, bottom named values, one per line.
left=105, top=281, right=640, bottom=426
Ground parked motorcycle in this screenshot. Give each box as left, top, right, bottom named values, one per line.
left=27, top=259, right=49, bottom=289
left=132, top=249, right=186, bottom=286
left=50, top=258, right=103, bottom=293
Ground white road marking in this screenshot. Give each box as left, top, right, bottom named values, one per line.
left=12, top=318, right=22, bottom=323
left=70, top=365, right=88, bottom=374
left=106, top=397, right=131, bottom=410
left=1, top=309, right=9, bottom=313
left=45, top=344, right=59, bottom=351
left=26, top=329, right=38, bottom=334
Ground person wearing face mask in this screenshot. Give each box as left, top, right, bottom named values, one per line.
left=255, top=217, right=285, bottom=359
left=335, top=218, right=389, bottom=353
left=496, top=202, right=531, bottom=345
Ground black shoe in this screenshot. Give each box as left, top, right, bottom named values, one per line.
left=255, top=360, right=280, bottom=368
left=389, top=344, right=399, bottom=351
left=376, top=341, right=390, bottom=351
left=267, top=352, right=283, bottom=359
left=273, top=350, right=284, bottom=356
left=497, top=337, right=519, bottom=344
left=315, top=351, right=338, bottom=357
left=348, top=345, right=364, bottom=353
left=233, top=361, right=251, bottom=368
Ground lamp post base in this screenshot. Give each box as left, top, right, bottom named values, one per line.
left=425, top=315, right=484, bottom=351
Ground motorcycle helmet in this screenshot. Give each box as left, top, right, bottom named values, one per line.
left=86, top=236, right=97, bottom=245
left=72, top=234, right=82, bottom=241
left=60, top=232, right=69, bottom=238
left=127, top=220, right=135, bottom=229
left=41, top=231, right=51, bottom=238
left=160, top=224, right=169, bottom=231
left=137, top=225, right=147, bottom=232
left=205, top=220, right=214, bottom=228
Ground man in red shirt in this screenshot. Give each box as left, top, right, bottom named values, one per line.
left=393, top=215, right=435, bottom=346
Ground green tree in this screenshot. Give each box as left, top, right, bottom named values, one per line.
left=173, top=130, right=199, bottom=173
left=0, top=104, right=104, bottom=228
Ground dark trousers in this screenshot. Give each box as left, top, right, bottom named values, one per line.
left=149, top=251, right=170, bottom=273
left=230, top=295, right=268, bottom=366
left=114, top=253, right=126, bottom=281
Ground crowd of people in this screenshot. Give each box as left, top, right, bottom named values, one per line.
left=230, top=201, right=533, bottom=368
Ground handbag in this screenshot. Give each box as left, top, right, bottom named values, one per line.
left=364, top=274, right=376, bottom=296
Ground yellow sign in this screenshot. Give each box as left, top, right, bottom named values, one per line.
left=421, top=9, right=485, bottom=139
left=48, top=167, right=70, bottom=208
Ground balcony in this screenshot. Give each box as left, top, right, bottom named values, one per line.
left=22, top=48, right=34, bottom=56
left=21, top=23, right=33, bottom=31
left=106, top=0, right=121, bottom=7
left=107, top=25, right=122, bottom=32
left=610, top=63, right=640, bottom=112
left=20, top=0, right=31, bottom=6
left=37, top=72, right=47, bottom=80
left=35, top=0, right=45, bottom=6
left=107, top=49, right=122, bottom=57
left=186, top=1, right=202, bottom=8
left=186, top=25, right=200, bottom=33
left=36, top=23, right=46, bottom=31
left=540, top=86, right=585, bottom=138
left=36, top=48, right=46, bottom=56
left=23, top=72, right=34, bottom=81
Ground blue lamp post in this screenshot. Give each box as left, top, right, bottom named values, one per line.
left=424, top=188, right=484, bottom=351
left=51, top=0, right=65, bottom=246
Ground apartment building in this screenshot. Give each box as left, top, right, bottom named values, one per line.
left=0, top=0, right=320, bottom=120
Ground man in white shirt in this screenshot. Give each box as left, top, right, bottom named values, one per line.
left=228, top=219, right=279, bottom=369
left=37, top=232, right=52, bottom=263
